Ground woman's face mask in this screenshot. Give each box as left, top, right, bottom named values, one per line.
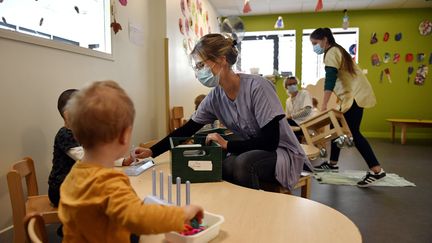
left=313, top=43, right=325, bottom=55
left=195, top=63, right=220, bottom=87
left=287, top=84, right=298, bottom=93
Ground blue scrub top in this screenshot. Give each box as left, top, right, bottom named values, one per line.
left=192, top=73, right=310, bottom=190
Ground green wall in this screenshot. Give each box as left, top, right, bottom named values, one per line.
left=241, top=9, right=432, bottom=139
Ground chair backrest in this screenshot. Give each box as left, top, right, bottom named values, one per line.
left=304, top=78, right=338, bottom=110
left=170, top=106, right=185, bottom=131
left=7, top=157, right=39, bottom=243
left=24, top=213, right=48, bottom=243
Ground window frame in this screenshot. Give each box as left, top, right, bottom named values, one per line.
left=0, top=0, right=113, bottom=60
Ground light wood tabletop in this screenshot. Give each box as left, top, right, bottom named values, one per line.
left=126, top=152, right=362, bottom=243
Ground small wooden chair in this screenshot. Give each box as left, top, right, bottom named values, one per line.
left=7, top=157, right=59, bottom=243
left=24, top=213, right=49, bottom=243
left=261, top=144, right=318, bottom=199
left=170, top=106, right=186, bottom=132
left=300, top=109, right=352, bottom=147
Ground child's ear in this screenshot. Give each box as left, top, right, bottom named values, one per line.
left=64, top=111, right=70, bottom=128
left=119, top=126, right=133, bottom=145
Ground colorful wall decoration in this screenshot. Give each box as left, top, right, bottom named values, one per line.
left=178, top=0, right=212, bottom=55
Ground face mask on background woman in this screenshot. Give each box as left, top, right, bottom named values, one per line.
left=313, top=43, right=325, bottom=55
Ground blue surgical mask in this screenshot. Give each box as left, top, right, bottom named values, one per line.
left=195, top=65, right=219, bottom=87
left=287, top=84, right=298, bottom=93
left=313, top=43, right=324, bottom=55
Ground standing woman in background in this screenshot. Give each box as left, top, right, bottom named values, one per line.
left=310, top=27, right=387, bottom=187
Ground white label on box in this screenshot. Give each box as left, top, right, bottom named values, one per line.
left=188, top=160, right=213, bottom=171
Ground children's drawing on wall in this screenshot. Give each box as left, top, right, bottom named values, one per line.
left=407, top=66, right=414, bottom=83
left=274, top=16, right=284, bottom=29
left=383, top=52, right=390, bottom=63
left=395, top=32, right=402, bottom=41
left=370, top=32, right=378, bottom=44
left=415, top=65, right=428, bottom=86
left=371, top=53, right=381, bottom=66
left=178, top=0, right=211, bottom=55
left=419, top=20, right=432, bottom=36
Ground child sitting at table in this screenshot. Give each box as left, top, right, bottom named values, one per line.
left=59, top=81, right=203, bottom=242
left=48, top=89, right=139, bottom=208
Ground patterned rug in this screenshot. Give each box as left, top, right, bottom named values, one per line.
left=313, top=170, right=416, bottom=187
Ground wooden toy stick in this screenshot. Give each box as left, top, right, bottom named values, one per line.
left=159, top=171, right=164, bottom=200
left=168, top=175, right=172, bottom=204
left=152, top=169, right=156, bottom=196
left=186, top=181, right=191, bottom=205
left=176, top=177, right=181, bottom=206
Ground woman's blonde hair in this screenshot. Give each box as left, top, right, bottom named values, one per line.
left=66, top=80, right=135, bottom=149
left=190, top=33, right=239, bottom=66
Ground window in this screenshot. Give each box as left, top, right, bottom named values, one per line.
left=237, top=30, right=296, bottom=77
left=301, top=28, right=359, bottom=86
left=0, top=0, right=111, bottom=56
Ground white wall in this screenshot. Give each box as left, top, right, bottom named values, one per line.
left=0, top=0, right=167, bottom=231
left=166, top=0, right=219, bottom=118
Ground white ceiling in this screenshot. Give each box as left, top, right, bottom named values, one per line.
left=208, top=0, right=432, bottom=16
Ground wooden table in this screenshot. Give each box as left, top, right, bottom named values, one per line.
left=386, top=119, right=432, bottom=144
left=126, top=153, right=362, bottom=243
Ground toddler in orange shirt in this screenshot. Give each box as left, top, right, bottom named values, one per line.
left=59, top=80, right=203, bottom=243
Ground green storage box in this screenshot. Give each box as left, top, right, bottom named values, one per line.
left=170, top=137, right=222, bottom=183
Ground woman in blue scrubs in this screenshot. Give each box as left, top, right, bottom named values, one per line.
left=146, top=34, right=310, bottom=191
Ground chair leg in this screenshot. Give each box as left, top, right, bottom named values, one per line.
left=300, top=176, right=312, bottom=199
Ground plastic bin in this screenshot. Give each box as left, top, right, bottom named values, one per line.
left=170, top=137, right=222, bottom=183
left=165, top=211, right=225, bottom=243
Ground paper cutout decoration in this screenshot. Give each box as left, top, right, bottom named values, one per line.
left=274, top=16, right=284, bottom=29
left=119, top=0, right=127, bottom=6
left=181, top=0, right=186, bottom=16
left=384, top=68, right=392, bottom=83
left=370, top=32, right=378, bottom=44
left=393, top=53, right=400, bottom=64
left=415, top=65, right=428, bottom=86
left=383, top=52, right=391, bottom=63
left=197, top=0, right=202, bottom=14
left=417, top=53, right=425, bottom=62
left=405, top=53, right=414, bottom=62
left=184, top=18, right=190, bottom=34
left=111, top=18, right=122, bottom=34
left=419, top=20, right=432, bottom=36
left=179, top=18, right=184, bottom=35
left=383, top=32, right=389, bottom=42
left=395, top=32, right=402, bottom=41
left=315, top=0, right=323, bottom=12
left=342, top=9, right=349, bottom=30
left=407, top=66, right=414, bottom=83
left=243, top=0, right=251, bottom=14
left=371, top=53, right=381, bottom=66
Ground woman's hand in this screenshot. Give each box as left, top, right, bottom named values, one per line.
left=134, top=147, right=153, bottom=159
left=205, top=133, right=228, bottom=149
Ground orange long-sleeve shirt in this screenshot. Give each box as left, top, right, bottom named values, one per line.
left=59, top=161, right=185, bottom=243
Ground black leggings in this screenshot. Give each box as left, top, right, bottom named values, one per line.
left=330, top=101, right=380, bottom=168
left=222, top=150, right=277, bottom=189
